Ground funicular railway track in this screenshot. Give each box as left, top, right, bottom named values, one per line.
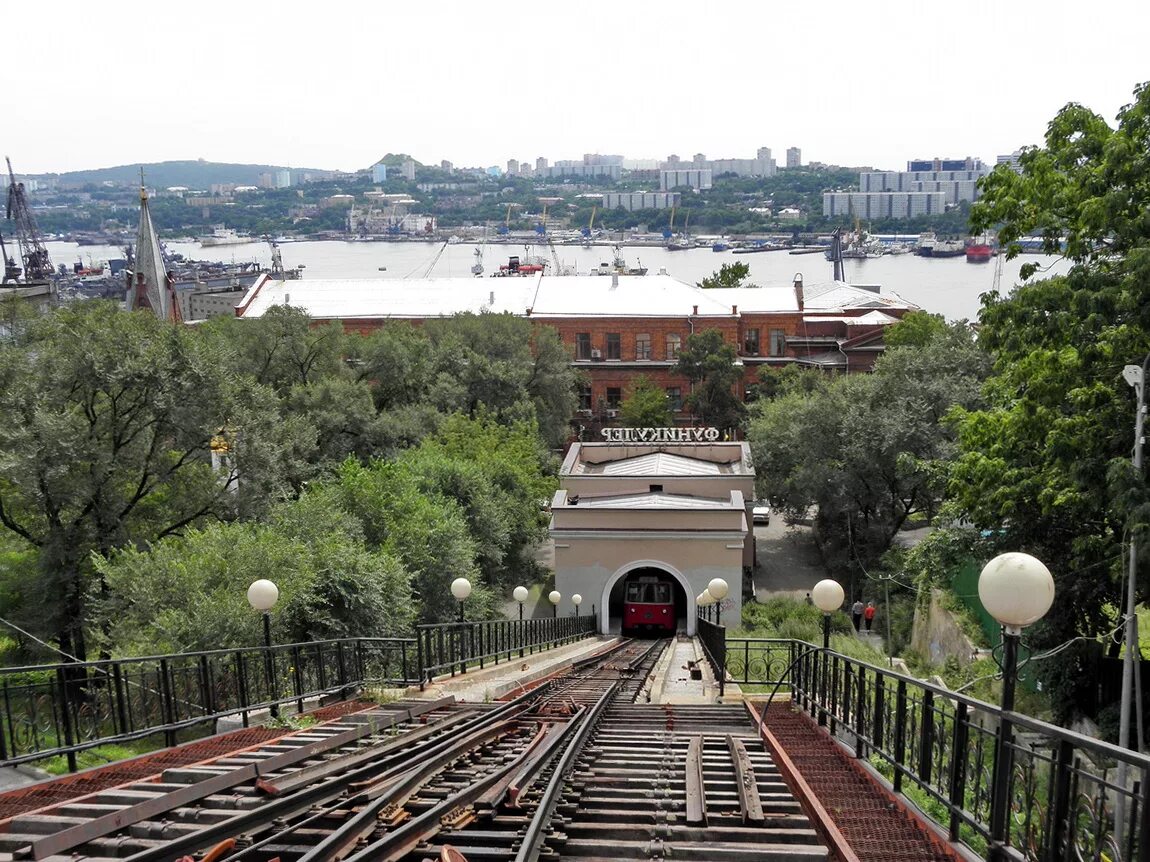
left=0, top=639, right=827, bottom=862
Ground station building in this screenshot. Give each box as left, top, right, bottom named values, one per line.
left=234, top=271, right=916, bottom=426
left=550, top=436, right=754, bottom=637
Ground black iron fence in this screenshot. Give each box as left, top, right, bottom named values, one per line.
left=695, top=615, right=726, bottom=696
left=415, top=615, right=596, bottom=683
left=0, top=616, right=598, bottom=770
left=728, top=638, right=1150, bottom=862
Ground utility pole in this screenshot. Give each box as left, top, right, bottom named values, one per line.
left=1117, top=356, right=1150, bottom=842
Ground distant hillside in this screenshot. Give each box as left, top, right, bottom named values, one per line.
left=34, top=160, right=337, bottom=189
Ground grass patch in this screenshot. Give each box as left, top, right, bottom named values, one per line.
left=39, top=737, right=165, bottom=775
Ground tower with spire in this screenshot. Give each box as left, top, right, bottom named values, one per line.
left=126, top=175, right=181, bottom=322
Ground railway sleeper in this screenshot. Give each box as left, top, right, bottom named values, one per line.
left=556, top=837, right=828, bottom=861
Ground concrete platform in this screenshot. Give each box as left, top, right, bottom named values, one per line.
left=412, top=635, right=621, bottom=704
left=648, top=636, right=722, bottom=704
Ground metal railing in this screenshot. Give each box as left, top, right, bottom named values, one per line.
left=727, top=637, right=1150, bottom=862
left=695, top=615, right=726, bottom=696
left=0, top=615, right=599, bottom=770
left=0, top=638, right=417, bottom=770
left=415, top=615, right=596, bottom=684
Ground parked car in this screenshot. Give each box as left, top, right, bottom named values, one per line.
left=752, top=500, right=771, bottom=525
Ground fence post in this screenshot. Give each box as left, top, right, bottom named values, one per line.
left=235, top=651, right=249, bottom=728
left=55, top=666, right=77, bottom=773
left=292, top=646, right=304, bottom=714
left=336, top=641, right=348, bottom=688
left=893, top=678, right=908, bottom=793
left=113, top=663, right=130, bottom=734
left=416, top=631, right=426, bottom=689
left=873, top=674, right=886, bottom=751
left=854, top=664, right=866, bottom=759
left=918, top=689, right=935, bottom=787
left=197, top=654, right=212, bottom=719
left=158, top=659, right=176, bottom=748
left=947, top=702, right=970, bottom=842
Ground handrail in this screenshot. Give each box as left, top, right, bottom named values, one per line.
left=726, top=636, right=1150, bottom=860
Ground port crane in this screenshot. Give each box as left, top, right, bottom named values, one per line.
left=663, top=205, right=676, bottom=240
left=4, top=157, right=53, bottom=283
left=535, top=202, right=548, bottom=236
left=497, top=203, right=520, bottom=235
left=581, top=206, right=598, bottom=238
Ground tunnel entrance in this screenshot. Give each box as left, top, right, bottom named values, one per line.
left=607, top=566, right=688, bottom=637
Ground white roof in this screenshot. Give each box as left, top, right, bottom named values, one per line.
left=236, top=273, right=916, bottom=321
left=568, top=492, right=734, bottom=509
left=586, top=452, right=726, bottom=476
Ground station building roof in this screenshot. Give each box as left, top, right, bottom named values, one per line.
left=234, top=273, right=914, bottom=321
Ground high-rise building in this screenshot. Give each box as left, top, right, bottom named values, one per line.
left=666, top=154, right=681, bottom=164
left=786, top=147, right=801, bottom=169
left=757, top=147, right=772, bottom=163
left=906, top=157, right=984, bottom=172
left=660, top=169, right=713, bottom=192
left=371, top=163, right=388, bottom=183
left=536, top=156, right=548, bottom=172
left=507, top=159, right=519, bottom=176
left=693, top=153, right=706, bottom=164
left=440, top=160, right=454, bottom=171
left=996, top=150, right=1023, bottom=173
left=274, top=169, right=292, bottom=189
left=402, top=160, right=416, bottom=181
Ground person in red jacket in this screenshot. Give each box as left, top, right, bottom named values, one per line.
left=864, top=601, right=877, bottom=632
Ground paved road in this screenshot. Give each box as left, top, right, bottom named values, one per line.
left=752, top=518, right=830, bottom=602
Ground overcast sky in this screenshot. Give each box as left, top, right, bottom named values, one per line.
left=6, top=0, right=1148, bottom=175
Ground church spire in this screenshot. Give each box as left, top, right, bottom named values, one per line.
left=126, top=174, right=181, bottom=321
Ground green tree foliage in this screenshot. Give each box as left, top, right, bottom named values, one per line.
left=749, top=323, right=988, bottom=565
left=620, top=376, right=672, bottom=428
left=954, top=81, right=1150, bottom=720
left=698, top=262, right=752, bottom=290
left=0, top=302, right=292, bottom=659
left=94, top=491, right=413, bottom=654
left=884, top=311, right=950, bottom=348
left=674, top=329, right=745, bottom=430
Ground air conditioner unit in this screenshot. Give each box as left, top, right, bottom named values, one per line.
left=606, top=409, right=619, bottom=418
left=590, top=349, right=603, bottom=360
left=577, top=409, right=593, bottom=416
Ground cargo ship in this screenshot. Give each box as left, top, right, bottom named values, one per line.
left=915, top=231, right=937, bottom=256
left=198, top=226, right=253, bottom=247
left=931, top=239, right=965, bottom=258
left=965, top=235, right=995, bottom=263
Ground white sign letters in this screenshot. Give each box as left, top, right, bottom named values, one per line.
left=600, top=426, right=721, bottom=443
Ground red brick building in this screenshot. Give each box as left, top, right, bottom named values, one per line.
left=235, top=271, right=917, bottom=423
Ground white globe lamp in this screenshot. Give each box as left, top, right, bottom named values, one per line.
left=549, top=589, right=561, bottom=619
left=450, top=577, right=472, bottom=602
left=811, top=579, right=844, bottom=650
left=572, top=593, right=582, bottom=616
left=247, top=579, right=279, bottom=612
left=978, top=553, right=1054, bottom=633
left=512, top=585, right=529, bottom=603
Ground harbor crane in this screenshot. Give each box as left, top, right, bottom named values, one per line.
left=663, top=205, right=676, bottom=240
left=4, top=157, right=53, bottom=283
left=498, top=203, right=520, bottom=235
left=536, top=202, right=548, bottom=235
left=581, top=206, right=598, bottom=238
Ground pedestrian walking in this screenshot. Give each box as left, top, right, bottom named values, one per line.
left=804, top=592, right=813, bottom=606
left=864, top=601, right=876, bottom=632
left=851, top=598, right=864, bottom=632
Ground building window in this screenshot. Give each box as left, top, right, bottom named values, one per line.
left=578, top=384, right=592, bottom=410
left=635, top=333, right=651, bottom=360
left=769, top=328, right=786, bottom=356
left=744, top=328, right=760, bottom=355
left=575, top=332, right=591, bottom=360
left=666, top=387, right=682, bottom=411
left=606, top=332, right=621, bottom=360
left=606, top=386, right=623, bottom=408
left=666, top=332, right=681, bottom=359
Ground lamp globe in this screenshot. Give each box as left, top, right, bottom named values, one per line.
left=700, top=589, right=714, bottom=606
left=811, top=579, right=845, bottom=614
left=548, top=590, right=562, bottom=605
left=572, top=594, right=582, bottom=607
left=450, top=577, right=472, bottom=601
left=707, top=578, right=729, bottom=601
left=978, top=553, right=1054, bottom=630
left=513, top=585, right=529, bottom=603
left=247, top=579, right=279, bottom=612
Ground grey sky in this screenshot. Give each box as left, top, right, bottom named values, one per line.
left=6, top=0, right=1148, bottom=175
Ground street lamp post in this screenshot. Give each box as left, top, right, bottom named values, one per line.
left=451, top=577, right=472, bottom=675
left=708, top=578, right=729, bottom=627
left=700, top=589, right=714, bottom=624
left=978, top=553, right=1055, bottom=862
left=247, top=579, right=280, bottom=719
left=572, top=594, right=582, bottom=617
left=513, top=585, right=528, bottom=658
left=811, top=579, right=844, bottom=727
left=548, top=590, right=561, bottom=647
left=1120, top=358, right=1149, bottom=814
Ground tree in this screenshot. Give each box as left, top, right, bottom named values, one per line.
left=698, top=262, right=752, bottom=290
left=620, top=375, right=672, bottom=427
left=749, top=323, right=988, bottom=566
left=0, top=302, right=290, bottom=659
left=953, top=81, right=1150, bottom=720
left=674, top=329, right=745, bottom=430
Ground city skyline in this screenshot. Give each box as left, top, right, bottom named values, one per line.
left=5, top=0, right=1148, bottom=175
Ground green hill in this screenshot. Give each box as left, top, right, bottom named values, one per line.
left=32, top=160, right=338, bottom=189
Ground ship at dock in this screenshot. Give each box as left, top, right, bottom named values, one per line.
left=198, top=226, right=253, bottom=247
